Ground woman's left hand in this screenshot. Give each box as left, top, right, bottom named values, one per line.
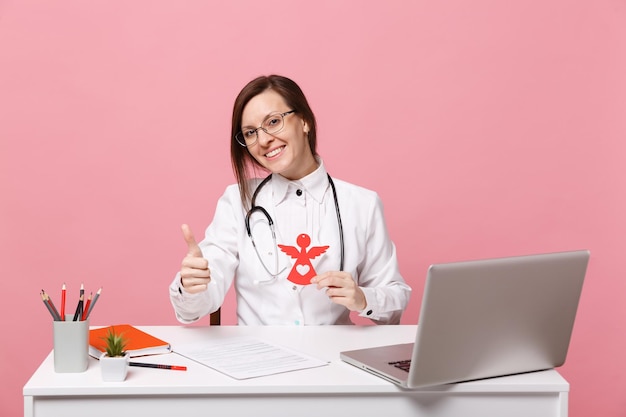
left=311, top=271, right=367, bottom=312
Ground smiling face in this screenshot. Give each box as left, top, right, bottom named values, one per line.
left=240, top=89, right=318, bottom=181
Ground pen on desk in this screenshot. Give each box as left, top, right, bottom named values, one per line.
left=40, top=291, right=61, bottom=321
left=85, top=287, right=101, bottom=319
left=81, top=292, right=92, bottom=321
left=60, top=283, right=66, bottom=321
left=129, top=362, right=187, bottom=371
left=72, top=293, right=84, bottom=321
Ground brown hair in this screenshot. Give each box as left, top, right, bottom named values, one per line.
left=230, top=75, right=318, bottom=209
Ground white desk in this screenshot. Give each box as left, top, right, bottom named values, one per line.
left=24, top=325, right=569, bottom=417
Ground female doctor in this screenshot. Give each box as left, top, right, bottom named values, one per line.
left=169, top=75, right=411, bottom=325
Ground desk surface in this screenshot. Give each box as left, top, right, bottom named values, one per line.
left=24, top=325, right=569, bottom=417
left=25, top=325, right=568, bottom=394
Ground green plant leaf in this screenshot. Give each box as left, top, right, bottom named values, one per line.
left=101, top=327, right=128, bottom=357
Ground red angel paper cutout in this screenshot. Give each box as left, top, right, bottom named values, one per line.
left=278, top=233, right=329, bottom=285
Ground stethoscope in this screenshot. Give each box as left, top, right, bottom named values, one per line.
left=244, top=173, right=345, bottom=284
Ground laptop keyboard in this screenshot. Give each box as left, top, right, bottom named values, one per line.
left=388, top=359, right=411, bottom=372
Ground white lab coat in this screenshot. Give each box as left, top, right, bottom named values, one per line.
left=169, top=161, right=411, bottom=325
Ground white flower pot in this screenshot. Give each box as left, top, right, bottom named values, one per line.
left=100, top=353, right=129, bottom=381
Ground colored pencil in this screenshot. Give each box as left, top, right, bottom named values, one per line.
left=81, top=292, right=92, bottom=321
left=60, top=283, right=66, bottom=321
left=85, top=287, right=101, bottom=319
left=42, top=290, right=61, bottom=321
left=78, top=283, right=85, bottom=318
left=72, top=294, right=84, bottom=321
left=41, top=291, right=61, bottom=321
left=40, top=291, right=56, bottom=320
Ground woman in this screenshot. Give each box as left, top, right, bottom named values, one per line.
left=169, top=75, right=411, bottom=325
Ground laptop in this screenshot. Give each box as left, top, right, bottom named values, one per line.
left=340, top=250, right=589, bottom=388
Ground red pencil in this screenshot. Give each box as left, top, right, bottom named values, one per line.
left=60, top=283, right=66, bottom=321
left=81, top=292, right=92, bottom=321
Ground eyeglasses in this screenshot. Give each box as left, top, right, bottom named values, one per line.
left=235, top=110, right=296, bottom=147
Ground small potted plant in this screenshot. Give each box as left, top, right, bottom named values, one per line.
left=99, top=327, right=130, bottom=381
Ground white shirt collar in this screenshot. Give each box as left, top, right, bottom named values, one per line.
left=271, top=158, right=329, bottom=205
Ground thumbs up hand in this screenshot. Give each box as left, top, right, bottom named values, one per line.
left=180, top=224, right=211, bottom=294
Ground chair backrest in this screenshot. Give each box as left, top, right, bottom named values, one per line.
left=210, top=308, right=221, bottom=326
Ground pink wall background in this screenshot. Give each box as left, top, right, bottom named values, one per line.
left=1, top=1, right=624, bottom=416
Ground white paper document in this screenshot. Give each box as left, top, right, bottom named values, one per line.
left=174, top=337, right=329, bottom=379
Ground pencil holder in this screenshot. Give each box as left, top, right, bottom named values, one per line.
left=53, top=317, right=89, bottom=373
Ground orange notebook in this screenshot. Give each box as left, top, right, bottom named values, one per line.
left=89, top=324, right=171, bottom=358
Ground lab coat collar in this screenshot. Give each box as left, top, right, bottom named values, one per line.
left=271, top=158, right=329, bottom=206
